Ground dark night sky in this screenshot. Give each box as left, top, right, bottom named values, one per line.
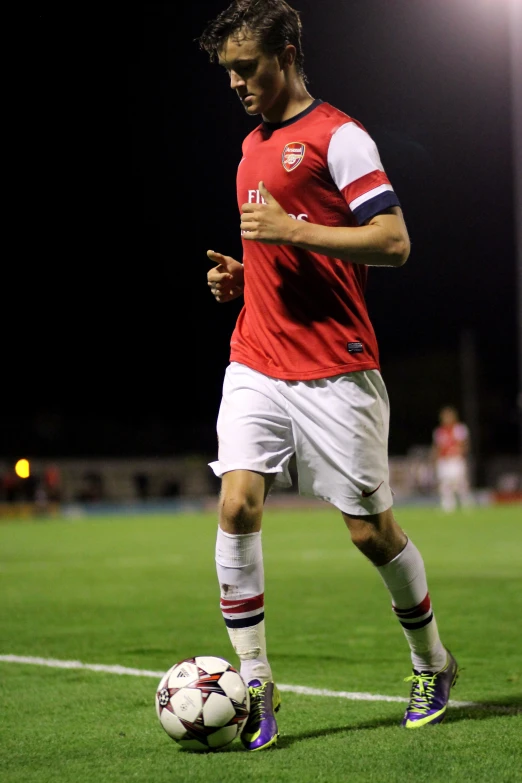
left=3, top=1, right=519, bottom=462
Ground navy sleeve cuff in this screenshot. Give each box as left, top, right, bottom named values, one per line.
left=352, top=191, right=401, bottom=225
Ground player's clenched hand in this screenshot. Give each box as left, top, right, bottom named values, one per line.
left=207, top=250, right=244, bottom=302
left=240, top=181, right=295, bottom=245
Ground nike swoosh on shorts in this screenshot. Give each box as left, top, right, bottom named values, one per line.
left=361, top=481, right=384, bottom=498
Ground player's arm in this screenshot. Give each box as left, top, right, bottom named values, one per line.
left=241, top=183, right=410, bottom=267
left=286, top=205, right=410, bottom=267
left=460, top=430, right=470, bottom=456
left=430, top=430, right=440, bottom=463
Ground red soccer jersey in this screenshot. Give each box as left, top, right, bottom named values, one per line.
left=433, top=423, right=469, bottom=459
left=230, top=99, right=400, bottom=381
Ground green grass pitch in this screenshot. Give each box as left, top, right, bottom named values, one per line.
left=1, top=504, right=521, bottom=782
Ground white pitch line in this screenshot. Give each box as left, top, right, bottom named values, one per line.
left=0, top=653, right=486, bottom=709
left=0, top=654, right=165, bottom=679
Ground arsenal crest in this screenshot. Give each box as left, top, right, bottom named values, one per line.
left=282, top=142, right=305, bottom=172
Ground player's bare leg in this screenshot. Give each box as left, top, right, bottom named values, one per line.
left=342, top=507, right=459, bottom=727
left=342, top=506, right=406, bottom=567
left=439, top=477, right=457, bottom=512
left=457, top=474, right=474, bottom=510
left=215, top=469, right=281, bottom=750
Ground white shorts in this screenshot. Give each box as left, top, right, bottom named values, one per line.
left=436, top=457, right=468, bottom=487
left=209, top=362, right=393, bottom=516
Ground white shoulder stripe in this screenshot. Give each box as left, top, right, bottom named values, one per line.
left=327, top=122, right=385, bottom=191
left=349, top=183, right=394, bottom=211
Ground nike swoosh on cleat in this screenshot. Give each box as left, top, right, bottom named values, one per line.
left=404, top=706, right=447, bottom=728
left=242, top=729, right=261, bottom=742
left=362, top=481, right=383, bottom=498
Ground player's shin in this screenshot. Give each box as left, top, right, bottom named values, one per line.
left=215, top=527, right=272, bottom=684
left=376, top=538, right=446, bottom=673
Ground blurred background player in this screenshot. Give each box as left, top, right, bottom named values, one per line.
left=432, top=406, right=473, bottom=512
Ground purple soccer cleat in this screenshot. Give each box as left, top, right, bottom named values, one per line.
left=402, top=649, right=459, bottom=728
left=240, top=679, right=281, bottom=751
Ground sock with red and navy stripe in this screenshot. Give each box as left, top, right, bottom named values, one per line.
left=215, top=527, right=272, bottom=684
left=377, top=538, right=447, bottom=672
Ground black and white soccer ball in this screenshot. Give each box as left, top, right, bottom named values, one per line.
left=155, top=656, right=250, bottom=752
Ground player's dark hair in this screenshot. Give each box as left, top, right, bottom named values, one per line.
left=197, top=0, right=307, bottom=81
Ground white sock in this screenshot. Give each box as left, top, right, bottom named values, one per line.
left=376, top=538, right=447, bottom=672
left=215, top=527, right=272, bottom=684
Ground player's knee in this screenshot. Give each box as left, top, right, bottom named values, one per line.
left=348, top=522, right=377, bottom=553
left=218, top=492, right=262, bottom=533
left=344, top=516, right=379, bottom=551
left=344, top=511, right=406, bottom=564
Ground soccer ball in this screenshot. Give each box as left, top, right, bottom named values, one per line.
left=155, top=656, right=250, bottom=752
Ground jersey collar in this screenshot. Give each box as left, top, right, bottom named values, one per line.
left=262, top=98, right=323, bottom=131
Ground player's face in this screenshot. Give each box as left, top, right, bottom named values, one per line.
left=441, top=408, right=457, bottom=426
left=218, top=34, right=286, bottom=119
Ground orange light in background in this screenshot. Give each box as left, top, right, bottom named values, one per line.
left=14, top=459, right=30, bottom=479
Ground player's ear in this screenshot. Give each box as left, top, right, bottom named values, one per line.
left=279, top=44, right=296, bottom=70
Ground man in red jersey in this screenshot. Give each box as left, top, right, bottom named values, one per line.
left=432, top=406, right=473, bottom=512
left=198, top=0, right=458, bottom=749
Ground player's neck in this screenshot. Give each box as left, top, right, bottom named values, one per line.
left=262, top=82, right=314, bottom=124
